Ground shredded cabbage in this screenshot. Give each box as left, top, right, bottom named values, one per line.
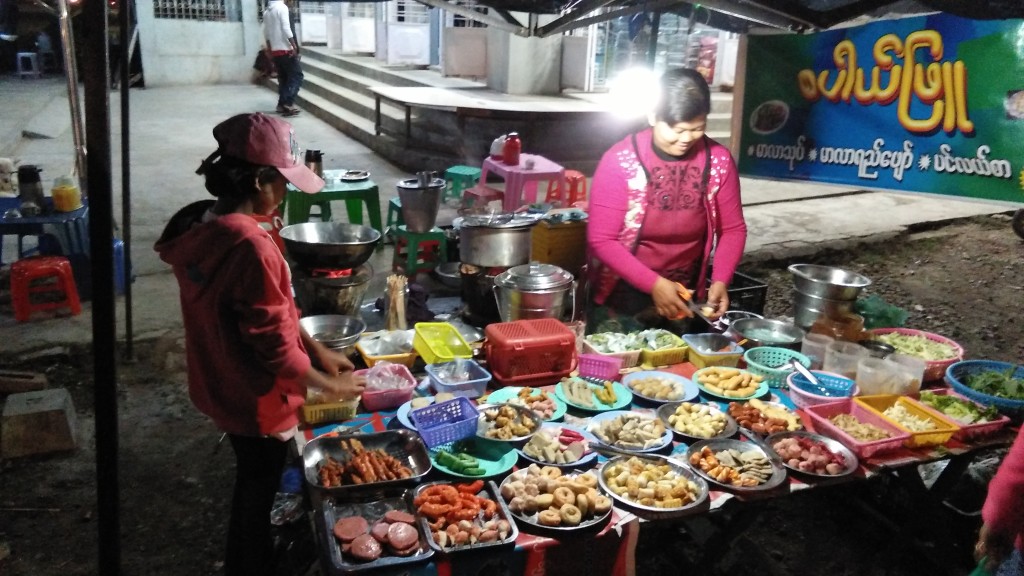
left=874, top=333, right=956, bottom=361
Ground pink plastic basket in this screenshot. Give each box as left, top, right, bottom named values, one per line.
left=867, top=328, right=963, bottom=382
left=358, top=364, right=418, bottom=412
left=578, top=353, right=622, bottom=381
left=803, top=399, right=911, bottom=459
left=913, top=388, right=1011, bottom=441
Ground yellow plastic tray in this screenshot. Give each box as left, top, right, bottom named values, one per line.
left=854, top=394, right=960, bottom=448
left=355, top=333, right=418, bottom=368
left=301, top=398, right=359, bottom=426
left=413, top=322, right=473, bottom=365
left=686, top=346, right=743, bottom=369
left=640, top=333, right=689, bottom=367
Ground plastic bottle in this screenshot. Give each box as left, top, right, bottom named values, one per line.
left=490, top=134, right=507, bottom=161
left=502, top=132, right=522, bottom=166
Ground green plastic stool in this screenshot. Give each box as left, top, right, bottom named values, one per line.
left=444, top=165, right=482, bottom=203
left=386, top=197, right=404, bottom=228
left=392, top=225, right=446, bottom=277
left=285, top=176, right=383, bottom=232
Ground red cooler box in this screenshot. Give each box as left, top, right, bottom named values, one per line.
left=484, top=318, right=578, bottom=387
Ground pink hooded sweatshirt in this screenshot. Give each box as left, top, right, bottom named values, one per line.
left=155, top=200, right=310, bottom=437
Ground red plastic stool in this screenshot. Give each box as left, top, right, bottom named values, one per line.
left=544, top=170, right=588, bottom=207
left=11, top=256, right=82, bottom=322
left=460, top=184, right=504, bottom=211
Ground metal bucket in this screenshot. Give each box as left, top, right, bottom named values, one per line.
left=492, top=262, right=576, bottom=322
left=791, top=289, right=856, bottom=330
left=397, top=172, right=443, bottom=233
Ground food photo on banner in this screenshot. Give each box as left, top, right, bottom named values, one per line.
left=737, top=13, right=1024, bottom=204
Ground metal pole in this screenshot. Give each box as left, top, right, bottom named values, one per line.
left=56, top=0, right=86, bottom=191
left=119, top=0, right=135, bottom=362
left=80, top=0, right=121, bottom=574
left=647, top=11, right=661, bottom=68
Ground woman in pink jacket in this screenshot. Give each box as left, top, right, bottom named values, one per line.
left=975, top=425, right=1024, bottom=575
left=587, top=68, right=747, bottom=334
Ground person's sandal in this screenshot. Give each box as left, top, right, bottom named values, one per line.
left=283, top=106, right=301, bottom=117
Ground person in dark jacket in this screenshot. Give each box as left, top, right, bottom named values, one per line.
left=155, top=112, right=364, bottom=576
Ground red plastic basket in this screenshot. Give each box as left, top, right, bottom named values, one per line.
left=358, top=365, right=418, bottom=412
left=484, top=318, right=578, bottom=387
left=803, top=399, right=910, bottom=459
left=866, top=328, right=963, bottom=382
left=579, top=353, right=622, bottom=381
left=913, top=388, right=1011, bottom=441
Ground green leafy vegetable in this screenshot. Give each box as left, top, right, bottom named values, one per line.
left=964, top=368, right=1024, bottom=400
left=875, top=333, right=957, bottom=361
left=918, top=390, right=999, bottom=424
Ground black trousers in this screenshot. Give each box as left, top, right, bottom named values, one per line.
left=225, top=434, right=289, bottom=576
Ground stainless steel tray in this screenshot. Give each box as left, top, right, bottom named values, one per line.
left=414, top=480, right=519, bottom=554
left=314, top=488, right=434, bottom=574
left=597, top=455, right=709, bottom=520
left=657, top=401, right=739, bottom=442
left=763, top=430, right=859, bottom=478
left=476, top=402, right=542, bottom=442
left=684, top=438, right=788, bottom=492
left=304, top=429, right=432, bottom=495
left=499, top=469, right=612, bottom=532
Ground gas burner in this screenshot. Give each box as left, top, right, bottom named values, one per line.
left=312, top=267, right=353, bottom=279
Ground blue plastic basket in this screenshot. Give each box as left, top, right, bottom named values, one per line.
left=410, top=396, right=480, bottom=448
left=945, top=360, right=1024, bottom=416
left=424, top=359, right=491, bottom=399
left=789, top=370, right=856, bottom=398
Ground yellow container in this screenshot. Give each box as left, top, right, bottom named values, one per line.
left=413, top=322, right=473, bottom=365
left=355, top=332, right=418, bottom=368
left=51, top=176, right=82, bottom=212
left=854, top=394, right=959, bottom=448
left=530, top=219, right=587, bottom=277
left=639, top=333, right=689, bottom=367
left=301, top=399, right=359, bottom=426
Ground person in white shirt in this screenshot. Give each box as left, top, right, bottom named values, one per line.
left=263, top=0, right=303, bottom=116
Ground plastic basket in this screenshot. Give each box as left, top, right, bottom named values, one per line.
left=854, top=395, right=960, bottom=448
left=581, top=340, right=642, bottom=369
left=410, top=396, right=480, bottom=448
left=743, top=347, right=811, bottom=389
left=413, top=322, right=474, bottom=365
left=640, top=333, right=689, bottom=367
left=301, top=399, right=359, bottom=426
left=945, top=360, right=1024, bottom=417
left=913, top=388, right=1011, bottom=441
left=355, top=333, right=418, bottom=369
left=424, top=359, right=492, bottom=399
left=786, top=371, right=857, bottom=409
left=867, top=328, right=964, bottom=382
left=682, top=333, right=744, bottom=369
left=579, top=353, right=623, bottom=381
left=708, top=270, right=767, bottom=315
left=530, top=219, right=587, bottom=276
left=485, top=319, right=578, bottom=386
left=359, top=365, right=418, bottom=411
left=803, top=399, right=911, bottom=458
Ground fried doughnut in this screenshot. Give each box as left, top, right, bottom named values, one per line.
left=559, top=504, right=582, bottom=526
left=575, top=494, right=590, bottom=517
left=535, top=493, right=555, bottom=509
left=540, top=466, right=563, bottom=479
left=566, top=481, right=590, bottom=495
left=552, top=486, right=575, bottom=508
left=577, top=473, right=598, bottom=488
left=585, top=488, right=600, bottom=503
left=592, top=495, right=612, bottom=515
left=537, top=509, right=562, bottom=526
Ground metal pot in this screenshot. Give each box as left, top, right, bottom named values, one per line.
left=397, top=172, right=443, bottom=233
left=492, top=262, right=575, bottom=322
left=729, top=318, right=806, bottom=351
left=457, top=213, right=537, bottom=268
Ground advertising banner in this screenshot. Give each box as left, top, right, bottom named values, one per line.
left=738, top=14, right=1024, bottom=204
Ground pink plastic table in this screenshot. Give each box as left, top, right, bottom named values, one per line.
left=481, top=154, right=567, bottom=212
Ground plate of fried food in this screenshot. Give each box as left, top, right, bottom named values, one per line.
left=499, top=464, right=613, bottom=532
left=657, top=401, right=739, bottom=441
left=685, top=438, right=787, bottom=492
left=587, top=410, right=673, bottom=453
left=725, top=398, right=803, bottom=437
left=598, top=455, right=708, bottom=518
left=554, top=376, right=633, bottom=412
left=621, top=371, right=700, bottom=404
left=693, top=367, right=768, bottom=401
left=483, top=386, right=567, bottom=421
left=517, top=423, right=599, bottom=469
left=476, top=403, right=542, bottom=442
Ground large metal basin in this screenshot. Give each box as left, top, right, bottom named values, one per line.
left=788, top=264, right=871, bottom=300
left=791, top=289, right=857, bottom=329
left=729, top=318, right=806, bottom=351
left=299, top=314, right=366, bottom=349
left=280, top=222, right=381, bottom=270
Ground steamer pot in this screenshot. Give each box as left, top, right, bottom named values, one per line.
left=457, top=214, right=537, bottom=268
left=492, top=262, right=575, bottom=322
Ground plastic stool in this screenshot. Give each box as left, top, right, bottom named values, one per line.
left=392, top=225, right=446, bottom=277
left=444, top=165, right=482, bottom=203
left=460, top=184, right=504, bottom=210
left=16, top=53, right=42, bottom=79
left=11, top=256, right=82, bottom=322
left=386, top=197, right=404, bottom=229
left=545, top=170, right=588, bottom=207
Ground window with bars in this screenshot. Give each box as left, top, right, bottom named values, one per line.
left=451, top=0, right=487, bottom=27
left=152, top=0, right=242, bottom=21
left=395, top=0, right=430, bottom=24
left=299, top=1, right=326, bottom=15
left=346, top=3, right=375, bottom=18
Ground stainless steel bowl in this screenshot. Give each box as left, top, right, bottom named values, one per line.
left=788, top=264, right=871, bottom=300
left=433, top=261, right=462, bottom=288
left=729, top=318, right=806, bottom=351
left=280, top=222, right=381, bottom=270
left=791, top=289, right=857, bottom=329
left=299, top=314, right=366, bottom=349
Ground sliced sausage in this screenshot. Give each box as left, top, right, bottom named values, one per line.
left=333, top=516, right=369, bottom=543
left=387, top=522, right=418, bottom=551
left=384, top=510, right=416, bottom=524
left=370, top=521, right=391, bottom=543
left=389, top=540, right=419, bottom=557
left=349, top=533, right=383, bottom=562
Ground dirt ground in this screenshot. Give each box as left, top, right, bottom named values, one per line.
left=0, top=213, right=1021, bottom=576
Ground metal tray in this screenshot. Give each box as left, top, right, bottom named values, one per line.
left=314, top=489, right=434, bottom=574
left=304, top=430, right=432, bottom=495
left=685, top=438, right=788, bottom=492
left=499, top=469, right=612, bottom=532
left=413, top=480, right=519, bottom=554
left=726, top=400, right=803, bottom=437
left=476, top=403, right=542, bottom=442
left=597, top=455, right=709, bottom=519
left=657, top=401, right=739, bottom=442
left=764, top=430, right=859, bottom=478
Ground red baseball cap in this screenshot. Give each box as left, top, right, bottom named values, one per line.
left=209, top=113, right=324, bottom=193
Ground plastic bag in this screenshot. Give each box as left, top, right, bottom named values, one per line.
left=434, top=359, right=473, bottom=383
left=854, top=294, right=909, bottom=330
left=366, top=362, right=413, bottom=391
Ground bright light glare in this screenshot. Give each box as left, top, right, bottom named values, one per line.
left=607, top=67, right=660, bottom=119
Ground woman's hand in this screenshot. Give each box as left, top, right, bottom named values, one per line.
left=975, top=523, right=1014, bottom=571
left=321, top=370, right=366, bottom=401
left=313, top=345, right=354, bottom=377
left=652, top=277, right=691, bottom=320
left=706, top=281, right=731, bottom=319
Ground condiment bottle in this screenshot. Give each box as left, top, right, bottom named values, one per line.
left=502, top=132, right=521, bottom=166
